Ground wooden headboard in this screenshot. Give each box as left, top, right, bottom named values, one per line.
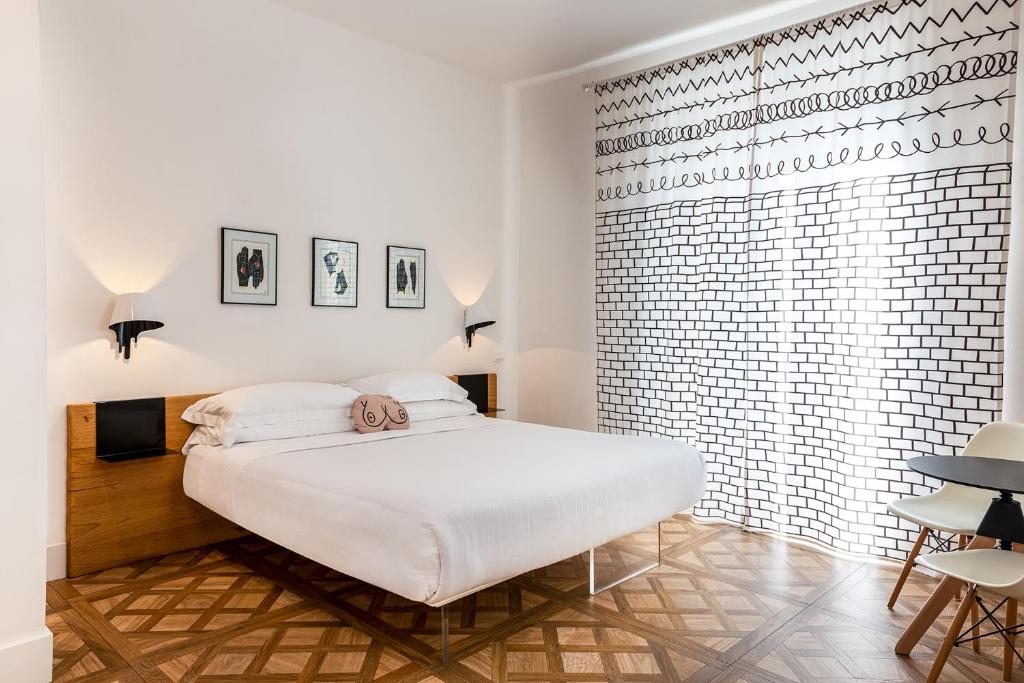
left=66, top=374, right=497, bottom=577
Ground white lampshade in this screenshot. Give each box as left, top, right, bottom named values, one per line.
left=109, top=292, right=163, bottom=360
left=465, top=303, right=494, bottom=329
left=109, top=292, right=161, bottom=326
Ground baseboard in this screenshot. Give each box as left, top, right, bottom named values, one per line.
left=0, top=628, right=52, bottom=683
left=46, top=543, right=66, bottom=581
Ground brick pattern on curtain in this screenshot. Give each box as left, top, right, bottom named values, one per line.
left=594, top=0, right=1018, bottom=559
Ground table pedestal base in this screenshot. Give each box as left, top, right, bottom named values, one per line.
left=977, top=492, right=1024, bottom=551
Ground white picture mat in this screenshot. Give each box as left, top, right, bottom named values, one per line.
left=230, top=238, right=270, bottom=295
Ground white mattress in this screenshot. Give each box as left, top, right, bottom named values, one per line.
left=183, top=415, right=705, bottom=606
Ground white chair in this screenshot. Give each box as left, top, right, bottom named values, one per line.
left=886, top=422, right=1024, bottom=608
left=918, top=548, right=1024, bottom=683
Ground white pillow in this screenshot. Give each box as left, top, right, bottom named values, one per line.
left=182, top=382, right=359, bottom=448
left=181, top=416, right=354, bottom=453
left=403, top=398, right=480, bottom=423
left=346, top=372, right=469, bottom=403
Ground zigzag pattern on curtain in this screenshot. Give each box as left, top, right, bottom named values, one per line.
left=594, top=0, right=1017, bottom=560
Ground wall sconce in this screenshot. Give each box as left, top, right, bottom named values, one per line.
left=109, top=292, right=163, bottom=360
left=464, top=303, right=495, bottom=348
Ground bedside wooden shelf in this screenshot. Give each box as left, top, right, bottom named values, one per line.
left=66, top=395, right=246, bottom=578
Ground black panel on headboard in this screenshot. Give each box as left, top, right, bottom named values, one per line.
left=456, top=374, right=489, bottom=414
left=95, top=397, right=166, bottom=461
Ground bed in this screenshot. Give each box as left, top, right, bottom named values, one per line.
left=182, top=412, right=706, bottom=607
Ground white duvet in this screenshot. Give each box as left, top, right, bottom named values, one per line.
left=183, top=415, right=705, bottom=606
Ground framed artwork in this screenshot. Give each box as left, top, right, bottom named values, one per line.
left=386, top=245, right=425, bottom=309
left=312, top=238, right=358, bottom=307
left=221, top=227, right=278, bottom=305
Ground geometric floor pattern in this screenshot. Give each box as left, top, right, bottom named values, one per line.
left=46, top=515, right=1024, bottom=682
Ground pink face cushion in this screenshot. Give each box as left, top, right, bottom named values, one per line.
left=352, top=394, right=410, bottom=433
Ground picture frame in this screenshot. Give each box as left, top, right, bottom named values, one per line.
left=221, top=227, right=278, bottom=305
left=386, top=245, right=425, bottom=309
left=312, top=238, right=358, bottom=307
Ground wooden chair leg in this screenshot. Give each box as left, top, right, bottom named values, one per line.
left=889, top=527, right=930, bottom=609
left=1005, top=598, right=1018, bottom=682
left=971, top=597, right=981, bottom=652
left=957, top=535, right=967, bottom=601
left=927, top=585, right=976, bottom=683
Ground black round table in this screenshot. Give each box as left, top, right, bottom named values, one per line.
left=907, top=455, right=1024, bottom=550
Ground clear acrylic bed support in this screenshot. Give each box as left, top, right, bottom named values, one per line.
left=589, top=520, right=663, bottom=594
left=437, top=521, right=662, bottom=665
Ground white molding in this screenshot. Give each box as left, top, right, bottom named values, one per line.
left=46, top=543, right=66, bottom=582
left=0, top=628, right=52, bottom=683
left=498, top=84, right=521, bottom=422
left=1002, top=31, right=1024, bottom=421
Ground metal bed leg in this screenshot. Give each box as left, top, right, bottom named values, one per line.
left=589, top=521, right=662, bottom=595
left=440, top=605, right=449, bottom=665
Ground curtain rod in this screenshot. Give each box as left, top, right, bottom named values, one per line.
left=581, top=0, right=876, bottom=93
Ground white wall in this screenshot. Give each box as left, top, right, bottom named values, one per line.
left=41, top=0, right=513, bottom=577
left=517, top=78, right=597, bottom=430
left=515, top=0, right=874, bottom=431
left=0, top=0, right=53, bottom=679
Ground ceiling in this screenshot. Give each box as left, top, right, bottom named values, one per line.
left=270, top=0, right=783, bottom=83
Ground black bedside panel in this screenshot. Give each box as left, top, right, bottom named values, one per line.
left=456, top=374, right=489, bottom=414
left=96, top=397, right=166, bottom=461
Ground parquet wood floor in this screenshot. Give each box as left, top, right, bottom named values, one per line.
left=46, top=515, right=1024, bottom=682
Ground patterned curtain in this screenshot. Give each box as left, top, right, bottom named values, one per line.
left=595, top=0, right=1018, bottom=560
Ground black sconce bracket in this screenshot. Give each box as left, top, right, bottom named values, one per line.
left=109, top=320, right=164, bottom=359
